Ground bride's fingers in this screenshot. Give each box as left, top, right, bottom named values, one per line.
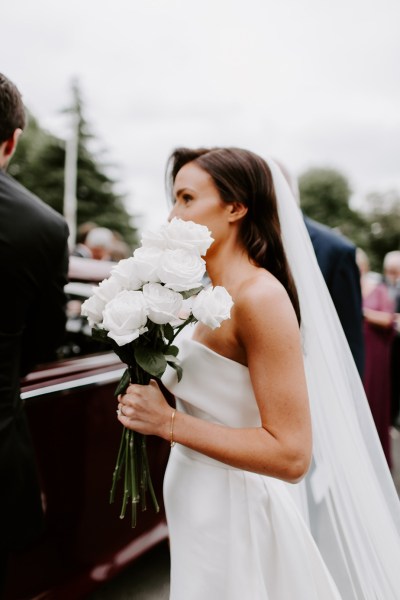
left=123, top=381, right=164, bottom=408
left=117, top=411, right=134, bottom=427
left=126, top=383, right=144, bottom=394
left=117, top=402, right=135, bottom=417
left=116, top=381, right=169, bottom=435
left=125, top=380, right=160, bottom=398
left=116, top=400, right=148, bottom=429
left=120, top=388, right=141, bottom=409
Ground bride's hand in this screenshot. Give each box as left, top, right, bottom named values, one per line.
left=117, top=379, right=171, bottom=440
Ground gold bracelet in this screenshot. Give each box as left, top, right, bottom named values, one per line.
left=170, top=409, right=176, bottom=448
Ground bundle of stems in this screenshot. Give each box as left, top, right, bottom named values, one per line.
left=109, top=366, right=159, bottom=528
left=92, top=315, right=196, bottom=527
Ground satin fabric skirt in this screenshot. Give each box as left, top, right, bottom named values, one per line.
left=164, top=444, right=342, bottom=600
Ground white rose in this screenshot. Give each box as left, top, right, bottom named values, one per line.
left=142, top=283, right=183, bottom=325
left=178, top=297, right=194, bottom=320
left=192, top=286, right=234, bottom=329
left=96, top=276, right=123, bottom=302
left=140, top=228, right=167, bottom=250
left=111, top=257, right=143, bottom=290
left=102, top=290, right=149, bottom=346
left=133, top=246, right=164, bottom=282
left=81, top=294, right=106, bottom=327
left=163, top=218, right=214, bottom=256
left=80, top=276, right=122, bottom=327
left=157, top=248, right=206, bottom=292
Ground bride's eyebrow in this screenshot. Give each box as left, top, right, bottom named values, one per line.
left=175, top=187, right=195, bottom=197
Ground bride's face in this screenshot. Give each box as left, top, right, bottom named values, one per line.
left=169, top=162, right=231, bottom=241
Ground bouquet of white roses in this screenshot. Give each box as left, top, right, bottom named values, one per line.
left=81, top=218, right=233, bottom=526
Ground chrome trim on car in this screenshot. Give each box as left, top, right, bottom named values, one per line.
left=21, top=368, right=125, bottom=400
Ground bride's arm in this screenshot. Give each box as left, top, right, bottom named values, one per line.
left=118, top=281, right=312, bottom=483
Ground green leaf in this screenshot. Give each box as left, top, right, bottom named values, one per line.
left=146, top=320, right=157, bottom=333
left=166, top=344, right=179, bottom=357
left=114, top=368, right=131, bottom=397
left=92, top=326, right=110, bottom=343
left=179, top=286, right=203, bottom=300
left=134, top=346, right=167, bottom=379
left=110, top=341, right=135, bottom=366
left=168, top=361, right=183, bottom=382
left=154, top=337, right=166, bottom=353
left=163, top=323, right=174, bottom=343
left=164, top=355, right=177, bottom=363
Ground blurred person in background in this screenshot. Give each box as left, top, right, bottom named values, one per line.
left=72, top=223, right=132, bottom=262
left=108, top=228, right=131, bottom=261
left=109, top=238, right=131, bottom=261
left=0, top=73, right=69, bottom=592
left=383, top=251, right=400, bottom=426
left=278, top=161, right=364, bottom=375
left=357, top=248, right=395, bottom=467
left=71, top=221, right=97, bottom=258
left=84, top=226, right=115, bottom=260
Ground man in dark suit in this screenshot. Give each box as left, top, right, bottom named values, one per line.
left=304, top=216, right=364, bottom=375
left=276, top=160, right=364, bottom=376
left=0, top=73, right=69, bottom=590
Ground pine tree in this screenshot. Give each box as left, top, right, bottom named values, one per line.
left=9, top=82, right=139, bottom=249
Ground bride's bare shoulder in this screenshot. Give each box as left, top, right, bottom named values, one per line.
left=234, top=270, right=288, bottom=307
left=232, top=270, right=297, bottom=332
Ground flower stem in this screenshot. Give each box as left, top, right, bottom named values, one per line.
left=130, top=431, right=139, bottom=528
left=109, top=427, right=126, bottom=504
left=142, top=437, right=160, bottom=513
left=140, top=435, right=147, bottom=512
left=119, top=428, right=130, bottom=519
left=171, top=315, right=195, bottom=342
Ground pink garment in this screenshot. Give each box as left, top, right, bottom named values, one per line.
left=363, top=283, right=395, bottom=467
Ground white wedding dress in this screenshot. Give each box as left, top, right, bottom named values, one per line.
left=162, top=330, right=342, bottom=600
left=159, top=156, right=400, bottom=599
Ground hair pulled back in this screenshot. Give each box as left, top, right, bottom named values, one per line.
left=167, top=147, right=301, bottom=325
left=0, top=73, right=26, bottom=144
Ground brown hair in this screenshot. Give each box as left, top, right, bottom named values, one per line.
left=167, top=147, right=301, bottom=325
left=0, top=73, right=26, bottom=144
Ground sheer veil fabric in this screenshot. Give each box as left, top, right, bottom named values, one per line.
left=268, top=158, right=400, bottom=598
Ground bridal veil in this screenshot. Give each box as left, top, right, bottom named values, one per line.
left=268, top=158, right=400, bottom=599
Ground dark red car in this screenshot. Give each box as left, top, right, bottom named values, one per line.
left=5, top=257, right=170, bottom=600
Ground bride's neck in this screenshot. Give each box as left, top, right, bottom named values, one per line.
left=206, top=242, right=255, bottom=289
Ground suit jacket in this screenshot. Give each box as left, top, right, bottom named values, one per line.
left=304, top=216, right=364, bottom=376
left=0, top=170, right=69, bottom=550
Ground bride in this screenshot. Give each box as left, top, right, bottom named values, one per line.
left=117, top=147, right=400, bottom=599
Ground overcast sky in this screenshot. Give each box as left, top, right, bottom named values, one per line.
left=3, top=0, right=400, bottom=231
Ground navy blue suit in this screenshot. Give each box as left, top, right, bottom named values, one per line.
left=0, top=170, right=69, bottom=552
left=304, top=216, right=364, bottom=375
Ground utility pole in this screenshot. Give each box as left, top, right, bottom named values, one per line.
left=63, top=111, right=79, bottom=250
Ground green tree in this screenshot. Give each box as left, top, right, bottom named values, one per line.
left=298, top=167, right=368, bottom=250
left=9, top=83, right=138, bottom=248
left=363, top=190, right=400, bottom=271
left=7, top=111, right=50, bottom=191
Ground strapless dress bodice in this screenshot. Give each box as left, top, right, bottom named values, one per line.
left=162, top=332, right=261, bottom=429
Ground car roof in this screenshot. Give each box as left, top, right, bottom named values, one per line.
left=68, top=255, right=115, bottom=283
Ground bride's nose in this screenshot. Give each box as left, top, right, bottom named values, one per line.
left=168, top=203, right=180, bottom=222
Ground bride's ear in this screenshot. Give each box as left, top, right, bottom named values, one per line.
left=226, top=202, right=248, bottom=223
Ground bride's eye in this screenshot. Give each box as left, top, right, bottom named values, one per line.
left=182, top=194, right=193, bottom=204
